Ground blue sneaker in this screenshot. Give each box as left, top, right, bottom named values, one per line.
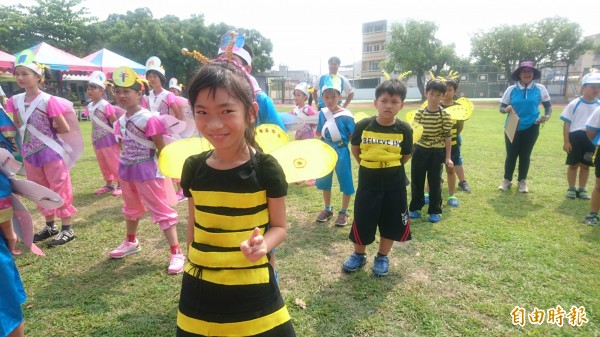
left=428, top=214, right=442, bottom=223
left=409, top=211, right=421, bottom=219
left=342, top=252, right=367, bottom=273
left=424, top=193, right=430, bottom=204
left=372, top=255, right=389, bottom=277
left=448, top=196, right=459, bottom=207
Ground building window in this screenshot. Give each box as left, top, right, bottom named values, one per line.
left=478, top=74, right=488, bottom=81
left=497, top=74, right=506, bottom=81
left=368, top=61, right=380, bottom=71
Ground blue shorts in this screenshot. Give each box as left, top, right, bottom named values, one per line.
left=0, top=235, right=26, bottom=336
left=316, top=144, right=355, bottom=195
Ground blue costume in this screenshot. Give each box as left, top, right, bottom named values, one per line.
left=256, top=91, right=286, bottom=131
left=315, top=108, right=355, bottom=195
left=0, top=174, right=26, bottom=337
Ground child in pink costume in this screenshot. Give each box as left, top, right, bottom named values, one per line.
left=107, top=66, right=184, bottom=275
left=291, top=82, right=317, bottom=140
left=85, top=71, right=122, bottom=197
left=6, top=59, right=78, bottom=247
left=290, top=82, right=317, bottom=186
left=142, top=57, right=186, bottom=201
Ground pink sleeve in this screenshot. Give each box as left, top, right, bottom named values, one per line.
left=46, top=96, right=68, bottom=118
left=306, top=106, right=317, bottom=116
left=5, top=97, right=16, bottom=117
left=140, top=96, right=149, bottom=109
left=166, top=92, right=177, bottom=106
left=145, top=115, right=167, bottom=137
left=114, top=120, right=122, bottom=137
left=104, top=103, right=116, bottom=117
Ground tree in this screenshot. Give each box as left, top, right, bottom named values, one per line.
left=0, top=0, right=94, bottom=55
left=382, top=20, right=458, bottom=99
left=471, top=17, right=593, bottom=81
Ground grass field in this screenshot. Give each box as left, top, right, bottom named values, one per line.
left=14, top=103, right=600, bottom=337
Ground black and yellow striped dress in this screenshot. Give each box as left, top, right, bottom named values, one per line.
left=177, top=150, right=295, bottom=337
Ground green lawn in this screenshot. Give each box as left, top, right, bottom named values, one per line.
left=14, top=104, right=600, bottom=336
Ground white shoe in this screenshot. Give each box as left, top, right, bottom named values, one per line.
left=498, top=179, right=512, bottom=191
left=517, top=180, right=528, bottom=193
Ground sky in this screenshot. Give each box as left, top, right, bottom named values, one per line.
left=5, top=0, right=598, bottom=76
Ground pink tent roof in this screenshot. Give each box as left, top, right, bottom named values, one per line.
left=14, top=42, right=100, bottom=73
left=83, top=48, right=146, bottom=75
left=0, top=50, right=15, bottom=71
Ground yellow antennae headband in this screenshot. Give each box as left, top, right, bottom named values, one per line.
left=382, top=70, right=412, bottom=81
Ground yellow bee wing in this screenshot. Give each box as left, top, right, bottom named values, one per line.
left=158, top=137, right=213, bottom=179
left=255, top=124, right=290, bottom=154
left=404, top=109, right=418, bottom=123
left=354, top=111, right=370, bottom=123
left=270, top=139, right=337, bottom=183
left=410, top=122, right=424, bottom=143
left=445, top=104, right=471, bottom=121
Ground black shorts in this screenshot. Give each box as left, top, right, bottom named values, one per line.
left=349, top=187, right=411, bottom=245
left=450, top=144, right=462, bottom=166
left=566, top=130, right=595, bottom=166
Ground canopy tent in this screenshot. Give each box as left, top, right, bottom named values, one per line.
left=83, top=48, right=146, bottom=75
left=0, top=50, right=15, bottom=73
left=14, top=42, right=100, bottom=73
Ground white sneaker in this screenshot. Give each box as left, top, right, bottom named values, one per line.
left=498, top=179, right=512, bottom=191
left=109, top=239, right=141, bottom=258
left=517, top=180, right=528, bottom=193
left=168, top=253, right=185, bottom=274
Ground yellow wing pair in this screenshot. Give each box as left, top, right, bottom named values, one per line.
left=412, top=97, right=474, bottom=121
left=158, top=125, right=338, bottom=183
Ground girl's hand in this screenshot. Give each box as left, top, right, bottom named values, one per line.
left=2, top=230, right=20, bottom=256
left=563, top=142, right=572, bottom=153
left=240, top=227, right=267, bottom=262
left=505, top=105, right=513, bottom=114
left=445, top=158, right=454, bottom=168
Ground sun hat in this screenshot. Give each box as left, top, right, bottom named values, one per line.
left=217, top=30, right=252, bottom=66
left=320, top=75, right=342, bottom=94
left=169, top=78, right=182, bottom=91
left=88, top=71, right=107, bottom=89
left=294, top=82, right=310, bottom=97
left=13, top=49, right=45, bottom=75
left=145, top=56, right=166, bottom=83
left=581, top=71, right=600, bottom=86
left=511, top=61, right=541, bottom=82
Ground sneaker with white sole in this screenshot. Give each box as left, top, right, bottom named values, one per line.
left=498, top=179, right=512, bottom=191
left=334, top=211, right=349, bottom=227
left=33, top=224, right=59, bottom=242
left=109, top=239, right=141, bottom=259
left=578, top=189, right=591, bottom=200
left=566, top=188, right=577, bottom=199
left=168, top=253, right=185, bottom=274
left=47, top=230, right=75, bottom=247
left=517, top=180, right=528, bottom=193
